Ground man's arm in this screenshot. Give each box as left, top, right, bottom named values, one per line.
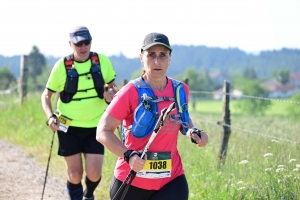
left=41, top=88, right=60, bottom=131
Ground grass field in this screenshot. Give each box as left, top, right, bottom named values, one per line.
left=189, top=99, right=292, bottom=116
left=1, top=93, right=299, bottom=199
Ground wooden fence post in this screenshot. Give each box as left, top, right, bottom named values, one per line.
left=218, top=81, right=231, bottom=167
left=19, top=55, right=28, bottom=105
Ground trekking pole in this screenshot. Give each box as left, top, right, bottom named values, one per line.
left=41, top=131, right=55, bottom=200
left=112, top=102, right=176, bottom=200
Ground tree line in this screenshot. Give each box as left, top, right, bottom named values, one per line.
left=1, top=45, right=300, bottom=118
left=1, top=45, right=300, bottom=84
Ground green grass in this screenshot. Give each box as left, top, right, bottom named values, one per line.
left=189, top=98, right=292, bottom=116
left=1, top=93, right=300, bottom=199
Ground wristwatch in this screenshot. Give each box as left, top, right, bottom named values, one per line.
left=123, top=150, right=140, bottom=164
left=124, top=150, right=133, bottom=163
left=46, top=114, right=58, bottom=126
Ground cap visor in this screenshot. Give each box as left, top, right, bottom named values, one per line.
left=142, top=42, right=172, bottom=51
left=71, top=35, right=92, bottom=44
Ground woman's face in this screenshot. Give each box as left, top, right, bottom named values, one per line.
left=140, top=45, right=171, bottom=78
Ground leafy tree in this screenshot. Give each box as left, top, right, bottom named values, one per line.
left=183, top=67, right=214, bottom=91
left=231, top=74, right=247, bottom=89
left=27, top=46, right=46, bottom=85
left=0, top=66, right=16, bottom=90
left=30, top=66, right=53, bottom=92
left=235, top=80, right=271, bottom=115
left=272, top=69, right=290, bottom=84
left=184, top=67, right=200, bottom=91
left=198, top=70, right=215, bottom=91
left=243, top=67, right=257, bottom=80
left=181, top=67, right=215, bottom=110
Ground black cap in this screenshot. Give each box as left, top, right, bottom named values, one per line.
left=69, top=25, right=92, bottom=44
left=141, top=32, right=172, bottom=52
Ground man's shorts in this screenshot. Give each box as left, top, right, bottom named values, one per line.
left=57, top=126, right=104, bottom=156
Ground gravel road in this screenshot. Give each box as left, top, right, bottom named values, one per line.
left=0, top=139, right=69, bottom=200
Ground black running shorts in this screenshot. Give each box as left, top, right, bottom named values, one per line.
left=110, top=174, right=189, bottom=200
left=57, top=126, right=104, bottom=156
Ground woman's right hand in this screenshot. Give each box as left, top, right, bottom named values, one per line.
left=129, top=154, right=146, bottom=172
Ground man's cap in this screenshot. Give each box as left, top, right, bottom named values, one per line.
left=141, top=32, right=172, bottom=52
left=69, top=25, right=92, bottom=44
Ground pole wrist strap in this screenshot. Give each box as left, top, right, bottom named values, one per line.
left=46, top=114, right=58, bottom=126
left=189, top=127, right=202, bottom=144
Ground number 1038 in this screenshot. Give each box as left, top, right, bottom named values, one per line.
left=149, top=161, right=167, bottom=169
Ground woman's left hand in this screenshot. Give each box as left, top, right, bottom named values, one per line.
left=191, top=131, right=208, bottom=147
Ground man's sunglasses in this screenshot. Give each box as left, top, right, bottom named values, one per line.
left=74, top=40, right=91, bottom=47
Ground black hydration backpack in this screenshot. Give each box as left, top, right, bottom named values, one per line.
left=60, top=52, right=105, bottom=103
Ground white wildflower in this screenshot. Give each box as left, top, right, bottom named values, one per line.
left=237, top=181, right=244, bottom=185
left=237, top=187, right=245, bottom=190
left=296, top=164, right=300, bottom=168
left=278, top=165, right=285, bottom=168
left=239, top=160, right=249, bottom=164
left=289, top=159, right=296, bottom=163
left=276, top=168, right=285, bottom=173
left=293, top=168, right=299, bottom=172
left=264, top=153, right=273, bottom=158
left=265, top=168, right=272, bottom=171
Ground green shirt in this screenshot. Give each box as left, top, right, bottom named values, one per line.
left=46, top=53, right=116, bottom=127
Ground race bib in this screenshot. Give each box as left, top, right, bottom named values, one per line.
left=136, top=152, right=172, bottom=179
left=54, top=112, right=72, bottom=133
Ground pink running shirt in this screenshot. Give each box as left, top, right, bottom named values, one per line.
left=106, top=77, right=189, bottom=190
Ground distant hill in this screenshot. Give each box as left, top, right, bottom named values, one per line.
left=1, top=45, right=300, bottom=84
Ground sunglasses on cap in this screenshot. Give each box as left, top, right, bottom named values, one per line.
left=74, top=40, right=91, bottom=47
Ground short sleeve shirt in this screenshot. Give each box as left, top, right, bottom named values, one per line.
left=106, top=77, right=190, bottom=190
left=46, top=53, right=116, bottom=127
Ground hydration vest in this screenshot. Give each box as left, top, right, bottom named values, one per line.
left=125, top=77, right=190, bottom=138
left=60, top=52, right=105, bottom=103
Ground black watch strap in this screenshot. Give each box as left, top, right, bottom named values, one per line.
left=190, top=127, right=202, bottom=144
left=105, top=99, right=111, bottom=105
left=123, top=150, right=140, bottom=164
left=46, top=114, right=58, bottom=126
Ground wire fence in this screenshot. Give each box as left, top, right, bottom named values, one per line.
left=190, top=89, right=300, bottom=145
left=0, top=85, right=18, bottom=95
left=190, top=90, right=300, bottom=105
left=197, top=118, right=300, bottom=145
left=1, top=84, right=299, bottom=145
left=0, top=83, right=45, bottom=96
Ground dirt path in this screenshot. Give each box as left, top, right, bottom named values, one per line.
left=0, top=139, right=69, bottom=200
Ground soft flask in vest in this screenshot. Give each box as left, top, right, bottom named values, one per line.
left=90, top=65, right=104, bottom=99
left=61, top=68, right=79, bottom=103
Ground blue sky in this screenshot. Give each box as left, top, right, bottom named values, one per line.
left=1, top=0, right=300, bottom=58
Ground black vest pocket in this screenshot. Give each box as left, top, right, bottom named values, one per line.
left=65, top=69, right=78, bottom=94
left=90, top=65, right=104, bottom=99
